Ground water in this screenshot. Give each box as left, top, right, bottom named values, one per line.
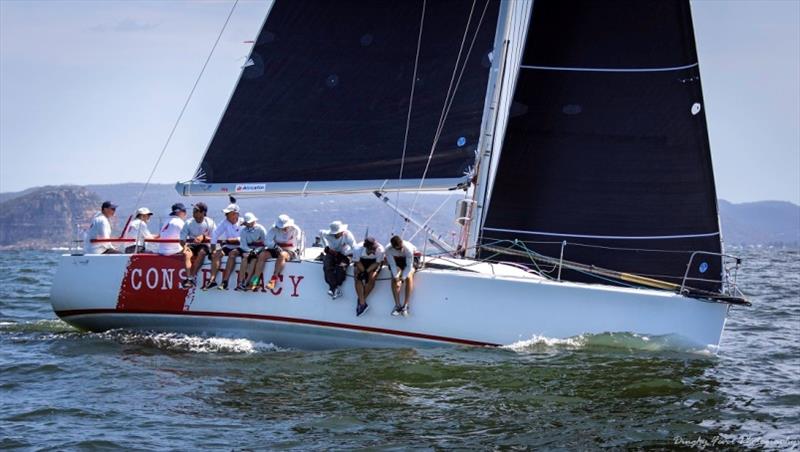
left=1, top=249, right=798, bottom=450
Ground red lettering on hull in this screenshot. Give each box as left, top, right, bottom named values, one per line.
left=117, top=255, right=191, bottom=312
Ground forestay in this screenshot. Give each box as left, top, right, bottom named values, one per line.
left=180, top=0, right=501, bottom=196
left=478, top=0, right=724, bottom=293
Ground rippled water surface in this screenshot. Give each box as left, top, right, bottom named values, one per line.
left=1, top=249, right=798, bottom=449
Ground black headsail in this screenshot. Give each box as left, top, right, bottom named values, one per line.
left=478, top=0, right=724, bottom=293
left=182, top=0, right=500, bottom=195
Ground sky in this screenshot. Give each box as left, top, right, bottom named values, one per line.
left=0, top=0, right=798, bottom=204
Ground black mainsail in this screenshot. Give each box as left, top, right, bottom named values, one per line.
left=478, top=0, right=724, bottom=293
left=183, top=0, right=500, bottom=195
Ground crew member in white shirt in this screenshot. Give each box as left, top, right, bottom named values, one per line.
left=158, top=203, right=187, bottom=255
left=180, top=202, right=216, bottom=288
left=203, top=203, right=243, bottom=290
left=123, top=207, right=157, bottom=254
left=84, top=201, right=120, bottom=254
left=238, top=212, right=269, bottom=291
left=352, top=237, right=384, bottom=317
left=385, top=235, right=417, bottom=317
left=320, top=220, right=356, bottom=299
left=264, top=214, right=303, bottom=290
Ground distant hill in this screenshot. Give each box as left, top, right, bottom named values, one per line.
left=718, top=199, right=800, bottom=246
left=0, top=184, right=797, bottom=249
left=0, top=186, right=99, bottom=249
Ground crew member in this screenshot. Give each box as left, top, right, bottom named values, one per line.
left=320, top=220, right=355, bottom=299
left=264, top=214, right=303, bottom=290
left=352, top=237, right=384, bottom=317
left=204, top=202, right=243, bottom=290
left=85, top=201, right=120, bottom=254
left=180, top=202, right=216, bottom=288
left=238, top=212, right=269, bottom=291
left=385, top=235, right=416, bottom=317
left=124, top=207, right=156, bottom=253
left=158, top=203, right=187, bottom=255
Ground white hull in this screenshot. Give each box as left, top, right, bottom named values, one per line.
left=49, top=251, right=730, bottom=350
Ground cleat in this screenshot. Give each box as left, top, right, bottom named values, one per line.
left=391, top=307, right=401, bottom=317
left=401, top=305, right=409, bottom=317
left=334, top=287, right=343, bottom=299
left=327, top=289, right=334, bottom=298
left=356, top=303, right=369, bottom=317
left=219, top=281, right=229, bottom=291
left=266, top=277, right=277, bottom=290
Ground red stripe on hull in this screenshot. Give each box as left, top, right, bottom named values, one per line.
left=54, top=309, right=498, bottom=347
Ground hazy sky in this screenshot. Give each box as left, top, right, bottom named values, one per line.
left=1, top=0, right=798, bottom=203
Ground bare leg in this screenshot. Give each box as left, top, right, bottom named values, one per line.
left=391, top=278, right=402, bottom=308
left=355, top=278, right=365, bottom=305
left=190, top=249, right=207, bottom=278
left=365, top=271, right=378, bottom=298
left=222, top=249, right=240, bottom=285
left=272, top=251, right=288, bottom=278
left=183, top=249, right=194, bottom=275
left=239, top=255, right=254, bottom=287
left=208, top=249, right=223, bottom=282
left=403, top=273, right=414, bottom=307
left=252, top=253, right=268, bottom=284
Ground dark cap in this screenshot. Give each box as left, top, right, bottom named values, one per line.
left=363, top=237, right=377, bottom=250
left=170, top=203, right=187, bottom=216
left=101, top=201, right=118, bottom=210
left=193, top=202, right=208, bottom=213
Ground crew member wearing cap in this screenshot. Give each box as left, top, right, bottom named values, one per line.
left=319, top=220, right=355, bottom=300
left=238, top=212, right=269, bottom=291
left=385, top=235, right=417, bottom=317
left=204, top=202, right=243, bottom=290
left=123, top=207, right=157, bottom=254
left=85, top=201, right=121, bottom=254
left=158, top=203, right=187, bottom=255
left=264, top=214, right=303, bottom=290
left=179, top=202, right=216, bottom=288
left=352, top=237, right=384, bottom=317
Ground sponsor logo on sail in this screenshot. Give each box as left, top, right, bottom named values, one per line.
left=235, top=184, right=266, bottom=193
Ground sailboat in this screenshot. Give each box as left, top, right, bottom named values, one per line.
left=50, top=0, right=748, bottom=350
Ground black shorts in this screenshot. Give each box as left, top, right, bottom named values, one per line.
left=221, top=247, right=243, bottom=256
left=358, top=258, right=377, bottom=268
left=267, top=248, right=298, bottom=260
left=187, top=243, right=210, bottom=255
left=245, top=248, right=266, bottom=261
left=394, top=256, right=407, bottom=270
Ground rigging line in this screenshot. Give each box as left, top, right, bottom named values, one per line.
left=407, top=192, right=454, bottom=241
left=133, top=0, right=239, bottom=211
left=404, top=0, right=490, bottom=233
left=392, top=0, right=427, bottom=235
left=400, top=0, right=478, bottom=235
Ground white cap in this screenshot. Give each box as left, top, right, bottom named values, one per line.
left=326, top=220, right=348, bottom=234
left=222, top=203, right=240, bottom=214
left=136, top=207, right=153, bottom=216
left=274, top=214, right=294, bottom=229
left=243, top=212, right=258, bottom=224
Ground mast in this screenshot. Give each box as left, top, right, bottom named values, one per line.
left=464, top=0, right=533, bottom=257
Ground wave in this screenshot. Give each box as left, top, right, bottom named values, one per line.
left=0, top=319, right=76, bottom=334
left=95, top=330, right=283, bottom=354
left=502, top=332, right=717, bottom=355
